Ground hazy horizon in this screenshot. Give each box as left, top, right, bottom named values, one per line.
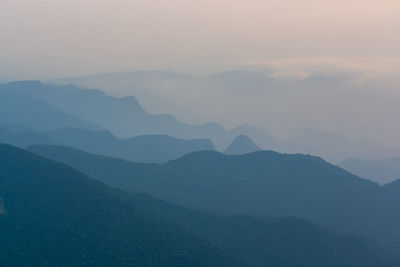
left=1, top=0, right=400, bottom=147
left=1, top=0, right=399, bottom=79
left=3, top=2, right=400, bottom=265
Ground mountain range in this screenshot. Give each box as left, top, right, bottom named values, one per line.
left=28, top=144, right=400, bottom=253
left=52, top=70, right=400, bottom=163
left=0, top=143, right=233, bottom=266
left=2, top=143, right=399, bottom=266
left=0, top=124, right=216, bottom=163
left=2, top=77, right=400, bottom=265
left=3, top=80, right=398, bottom=162
left=0, top=81, right=232, bottom=150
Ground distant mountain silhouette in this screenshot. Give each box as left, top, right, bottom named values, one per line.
left=53, top=71, right=400, bottom=163
left=47, top=128, right=215, bottom=163
left=340, top=157, right=400, bottom=185
left=4, top=80, right=389, bottom=162
left=4, top=80, right=398, bottom=162
left=28, top=145, right=400, bottom=252
left=2, top=143, right=398, bottom=266
left=227, top=124, right=282, bottom=149
left=0, top=84, right=98, bottom=131
left=0, top=126, right=54, bottom=148
left=0, top=81, right=231, bottom=149
left=224, top=135, right=261, bottom=155
left=0, top=125, right=215, bottom=163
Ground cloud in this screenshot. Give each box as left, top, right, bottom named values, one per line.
left=242, top=57, right=400, bottom=83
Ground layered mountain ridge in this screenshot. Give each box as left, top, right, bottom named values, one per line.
left=28, top=144, right=400, bottom=252
left=2, top=143, right=399, bottom=266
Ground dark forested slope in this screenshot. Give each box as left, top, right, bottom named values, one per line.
left=28, top=145, right=400, bottom=252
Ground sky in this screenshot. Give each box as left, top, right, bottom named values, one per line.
left=1, top=0, right=400, bottom=79
left=1, top=0, right=400, bottom=147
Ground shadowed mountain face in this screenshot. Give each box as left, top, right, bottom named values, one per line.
left=130, top=194, right=400, bottom=267
left=224, top=135, right=261, bottom=155
left=0, top=197, right=4, bottom=215
left=2, top=143, right=399, bottom=266
left=28, top=145, right=400, bottom=252
left=0, top=144, right=233, bottom=266
left=340, top=157, right=400, bottom=185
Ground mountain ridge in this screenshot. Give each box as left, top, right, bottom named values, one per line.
left=28, top=144, right=400, bottom=252
left=3, top=143, right=400, bottom=266
left=0, top=143, right=235, bottom=266
left=224, top=135, right=261, bottom=155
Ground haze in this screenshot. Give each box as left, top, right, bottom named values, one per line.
left=4, top=1, right=400, bottom=265
left=1, top=0, right=400, bottom=147
left=1, top=0, right=399, bottom=78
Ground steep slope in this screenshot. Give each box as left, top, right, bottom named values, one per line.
left=340, top=157, right=400, bottom=185
left=0, top=144, right=232, bottom=266
left=224, top=135, right=261, bottom=155
left=28, top=145, right=400, bottom=252
left=0, top=86, right=97, bottom=131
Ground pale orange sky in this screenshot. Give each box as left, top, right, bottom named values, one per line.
left=1, top=0, right=399, bottom=78
left=1, top=0, right=400, bottom=147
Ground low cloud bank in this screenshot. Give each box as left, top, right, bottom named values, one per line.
left=242, top=57, right=400, bottom=83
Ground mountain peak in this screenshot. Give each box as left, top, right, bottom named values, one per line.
left=224, top=135, right=261, bottom=155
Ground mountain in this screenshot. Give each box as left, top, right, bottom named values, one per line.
left=0, top=81, right=231, bottom=149
left=0, top=126, right=54, bottom=148
left=340, top=157, right=400, bottom=185
left=130, top=193, right=400, bottom=267
left=53, top=70, right=400, bottom=163
left=28, top=145, right=400, bottom=252
left=3, top=143, right=399, bottom=266
left=52, top=71, right=206, bottom=121
left=46, top=128, right=215, bottom=163
left=224, top=135, right=261, bottom=155
left=0, top=84, right=98, bottom=131
left=4, top=79, right=386, bottom=162
left=0, top=125, right=215, bottom=163
left=227, top=124, right=282, bottom=149
left=0, top=143, right=234, bottom=266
